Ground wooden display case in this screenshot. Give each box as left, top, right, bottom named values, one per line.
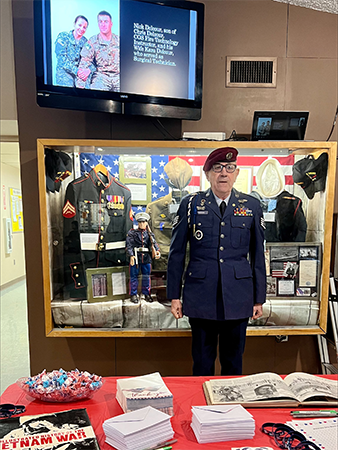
left=37, top=139, right=337, bottom=337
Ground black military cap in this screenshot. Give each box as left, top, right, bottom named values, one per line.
left=45, top=148, right=72, bottom=193
left=292, top=153, right=328, bottom=199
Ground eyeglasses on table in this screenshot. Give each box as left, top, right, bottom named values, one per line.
left=0, top=403, right=26, bottom=419
left=261, top=422, right=321, bottom=450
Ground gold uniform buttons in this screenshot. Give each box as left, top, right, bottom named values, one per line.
left=74, top=266, right=77, bottom=269
left=221, top=222, right=225, bottom=226
left=220, top=259, right=224, bottom=263
left=101, top=199, right=104, bottom=203
left=220, top=234, right=224, bottom=238
left=77, top=282, right=81, bottom=286
left=101, top=226, right=104, bottom=231
left=114, top=212, right=117, bottom=216
left=220, top=246, right=224, bottom=251
left=100, top=235, right=104, bottom=240
left=101, top=190, right=104, bottom=194
left=75, top=274, right=79, bottom=278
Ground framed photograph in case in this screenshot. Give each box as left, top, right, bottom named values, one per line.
left=86, top=266, right=129, bottom=303
left=119, top=156, right=152, bottom=205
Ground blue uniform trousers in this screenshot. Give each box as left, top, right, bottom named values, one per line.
left=129, top=263, right=151, bottom=296
left=189, top=317, right=249, bottom=376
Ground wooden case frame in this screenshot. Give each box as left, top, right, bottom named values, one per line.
left=37, top=139, right=337, bottom=337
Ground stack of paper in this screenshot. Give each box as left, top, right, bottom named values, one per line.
left=191, top=404, right=255, bottom=444
left=103, top=406, right=174, bottom=450
left=116, top=372, right=174, bottom=416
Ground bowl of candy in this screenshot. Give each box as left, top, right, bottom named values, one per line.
left=16, top=368, right=103, bottom=402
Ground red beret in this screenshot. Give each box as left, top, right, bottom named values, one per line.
left=203, top=147, right=238, bottom=172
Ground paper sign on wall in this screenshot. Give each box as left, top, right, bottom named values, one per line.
left=10, top=188, right=24, bottom=232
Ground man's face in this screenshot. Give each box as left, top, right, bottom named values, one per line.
left=205, top=162, right=239, bottom=199
left=98, top=15, right=112, bottom=35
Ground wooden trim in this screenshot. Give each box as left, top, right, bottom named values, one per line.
left=37, top=140, right=54, bottom=335
left=317, top=143, right=337, bottom=332
left=36, top=140, right=336, bottom=338
left=46, top=325, right=325, bottom=338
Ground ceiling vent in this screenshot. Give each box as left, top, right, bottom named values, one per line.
left=226, top=57, right=277, bottom=88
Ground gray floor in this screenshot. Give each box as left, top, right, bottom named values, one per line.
left=0, top=278, right=30, bottom=395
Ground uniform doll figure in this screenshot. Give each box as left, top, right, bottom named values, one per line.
left=126, top=212, right=161, bottom=304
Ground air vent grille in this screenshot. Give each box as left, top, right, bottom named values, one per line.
left=226, top=57, right=277, bottom=88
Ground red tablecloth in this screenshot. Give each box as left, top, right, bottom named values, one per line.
left=1, top=375, right=337, bottom=450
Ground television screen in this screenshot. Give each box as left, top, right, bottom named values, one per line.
left=251, top=111, right=309, bottom=141
left=34, top=0, right=204, bottom=120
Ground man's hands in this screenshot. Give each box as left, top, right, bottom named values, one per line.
left=171, top=301, right=263, bottom=320
left=130, top=256, right=136, bottom=266
left=171, top=299, right=183, bottom=319
left=155, top=250, right=161, bottom=260
left=252, top=303, right=263, bottom=320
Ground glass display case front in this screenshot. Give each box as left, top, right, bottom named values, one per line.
left=38, top=140, right=336, bottom=336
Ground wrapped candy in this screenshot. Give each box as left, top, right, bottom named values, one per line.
left=16, top=368, right=103, bottom=402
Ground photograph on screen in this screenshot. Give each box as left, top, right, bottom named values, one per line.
left=45, top=0, right=197, bottom=100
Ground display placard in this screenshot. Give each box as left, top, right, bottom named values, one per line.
left=10, top=188, right=24, bottom=232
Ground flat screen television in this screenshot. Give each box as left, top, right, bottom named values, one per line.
left=34, top=0, right=204, bottom=120
left=251, top=111, right=309, bottom=141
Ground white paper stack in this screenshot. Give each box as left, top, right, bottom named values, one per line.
left=191, top=404, right=255, bottom=444
left=116, top=372, right=174, bottom=416
left=103, top=406, right=174, bottom=450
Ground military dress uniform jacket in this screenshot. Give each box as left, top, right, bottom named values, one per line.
left=63, top=169, right=133, bottom=299
left=167, top=188, right=266, bottom=320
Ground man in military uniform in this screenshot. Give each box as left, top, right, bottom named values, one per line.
left=77, top=11, right=120, bottom=91
left=167, top=147, right=266, bottom=376
left=63, top=168, right=132, bottom=299
left=146, top=158, right=193, bottom=270
left=126, top=212, right=161, bottom=304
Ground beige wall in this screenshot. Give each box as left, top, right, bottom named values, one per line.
left=183, top=1, right=338, bottom=142
left=0, top=143, right=26, bottom=286
left=11, top=0, right=337, bottom=376
left=0, top=0, right=17, bottom=121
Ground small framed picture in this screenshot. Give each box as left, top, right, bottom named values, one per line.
left=266, top=276, right=277, bottom=296
left=119, top=156, right=152, bottom=205
left=299, top=247, right=318, bottom=259
left=86, top=266, right=129, bottom=303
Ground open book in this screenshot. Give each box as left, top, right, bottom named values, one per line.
left=203, top=372, right=338, bottom=407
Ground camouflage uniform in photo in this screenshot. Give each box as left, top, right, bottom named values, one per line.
left=77, top=33, right=120, bottom=91
left=55, top=31, right=88, bottom=87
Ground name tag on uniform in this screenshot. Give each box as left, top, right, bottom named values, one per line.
left=264, top=212, right=275, bottom=222
left=80, top=233, right=99, bottom=250
left=197, top=210, right=208, bottom=215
